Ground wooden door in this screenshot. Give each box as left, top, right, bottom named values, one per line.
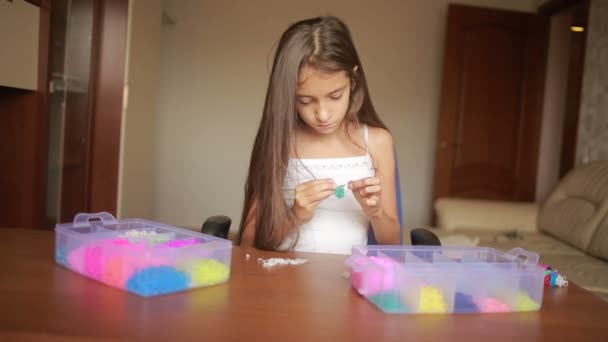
left=434, top=5, right=548, bottom=202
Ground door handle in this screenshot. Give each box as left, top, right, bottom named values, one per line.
left=439, top=141, right=451, bottom=149
left=438, top=142, right=460, bottom=149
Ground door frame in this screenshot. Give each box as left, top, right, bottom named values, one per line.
left=87, top=0, right=128, bottom=216
left=538, top=0, right=590, bottom=177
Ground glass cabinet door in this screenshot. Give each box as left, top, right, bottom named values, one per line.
left=46, top=0, right=96, bottom=224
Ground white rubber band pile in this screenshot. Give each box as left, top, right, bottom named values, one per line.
left=257, top=257, right=308, bottom=268
left=120, top=229, right=160, bottom=238
left=119, top=229, right=170, bottom=243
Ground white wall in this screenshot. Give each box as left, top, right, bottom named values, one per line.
left=0, top=0, right=39, bottom=90
left=117, top=0, right=161, bottom=219
left=154, top=0, right=537, bottom=232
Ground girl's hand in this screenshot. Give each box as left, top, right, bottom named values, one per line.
left=349, top=177, right=382, bottom=218
left=293, top=179, right=337, bottom=224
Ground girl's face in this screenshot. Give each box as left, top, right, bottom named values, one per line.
left=296, top=65, right=352, bottom=135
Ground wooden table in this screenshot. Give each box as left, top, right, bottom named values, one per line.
left=1, top=228, right=608, bottom=341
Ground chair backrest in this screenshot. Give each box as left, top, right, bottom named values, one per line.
left=201, top=215, right=231, bottom=239
left=367, top=148, right=404, bottom=245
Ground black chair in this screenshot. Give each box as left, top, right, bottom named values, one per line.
left=410, top=228, right=441, bottom=246
left=201, top=217, right=440, bottom=248
left=201, top=217, right=441, bottom=247
left=201, top=215, right=231, bottom=240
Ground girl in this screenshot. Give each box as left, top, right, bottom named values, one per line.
left=236, top=16, right=401, bottom=254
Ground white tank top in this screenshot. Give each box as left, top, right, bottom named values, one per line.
left=282, top=125, right=374, bottom=254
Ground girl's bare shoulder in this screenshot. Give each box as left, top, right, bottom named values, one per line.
left=368, top=126, right=394, bottom=151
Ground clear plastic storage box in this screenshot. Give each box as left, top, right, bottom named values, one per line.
left=55, top=212, right=232, bottom=297
left=346, top=245, right=544, bottom=314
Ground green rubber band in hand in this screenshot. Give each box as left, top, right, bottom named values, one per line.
left=335, top=185, right=345, bottom=199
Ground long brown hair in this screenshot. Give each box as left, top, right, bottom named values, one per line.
left=236, top=16, right=388, bottom=250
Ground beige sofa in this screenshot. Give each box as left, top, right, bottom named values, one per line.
left=432, top=160, right=608, bottom=301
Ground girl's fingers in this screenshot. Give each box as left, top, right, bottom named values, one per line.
left=358, top=185, right=381, bottom=196
left=297, top=179, right=336, bottom=197
left=348, top=177, right=380, bottom=190
left=293, top=179, right=338, bottom=224
left=365, top=195, right=379, bottom=206
left=307, top=189, right=338, bottom=204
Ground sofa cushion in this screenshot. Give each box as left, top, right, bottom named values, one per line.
left=588, top=209, right=608, bottom=261
left=539, top=161, right=608, bottom=253
left=434, top=198, right=538, bottom=233
left=433, top=228, right=586, bottom=256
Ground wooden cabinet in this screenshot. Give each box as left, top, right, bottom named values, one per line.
left=0, top=0, right=127, bottom=229
left=0, top=0, right=40, bottom=90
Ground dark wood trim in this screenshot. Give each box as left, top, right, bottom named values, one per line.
left=538, top=0, right=583, bottom=15
left=559, top=0, right=590, bottom=177
left=0, top=0, right=51, bottom=229
left=24, top=0, right=42, bottom=7
left=31, top=0, right=52, bottom=228
left=0, top=88, right=36, bottom=228
left=88, top=0, right=128, bottom=215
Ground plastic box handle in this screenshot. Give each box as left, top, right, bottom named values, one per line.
left=506, top=247, right=539, bottom=268
left=73, top=212, right=118, bottom=228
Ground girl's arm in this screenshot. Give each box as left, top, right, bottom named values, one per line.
left=350, top=127, right=401, bottom=244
